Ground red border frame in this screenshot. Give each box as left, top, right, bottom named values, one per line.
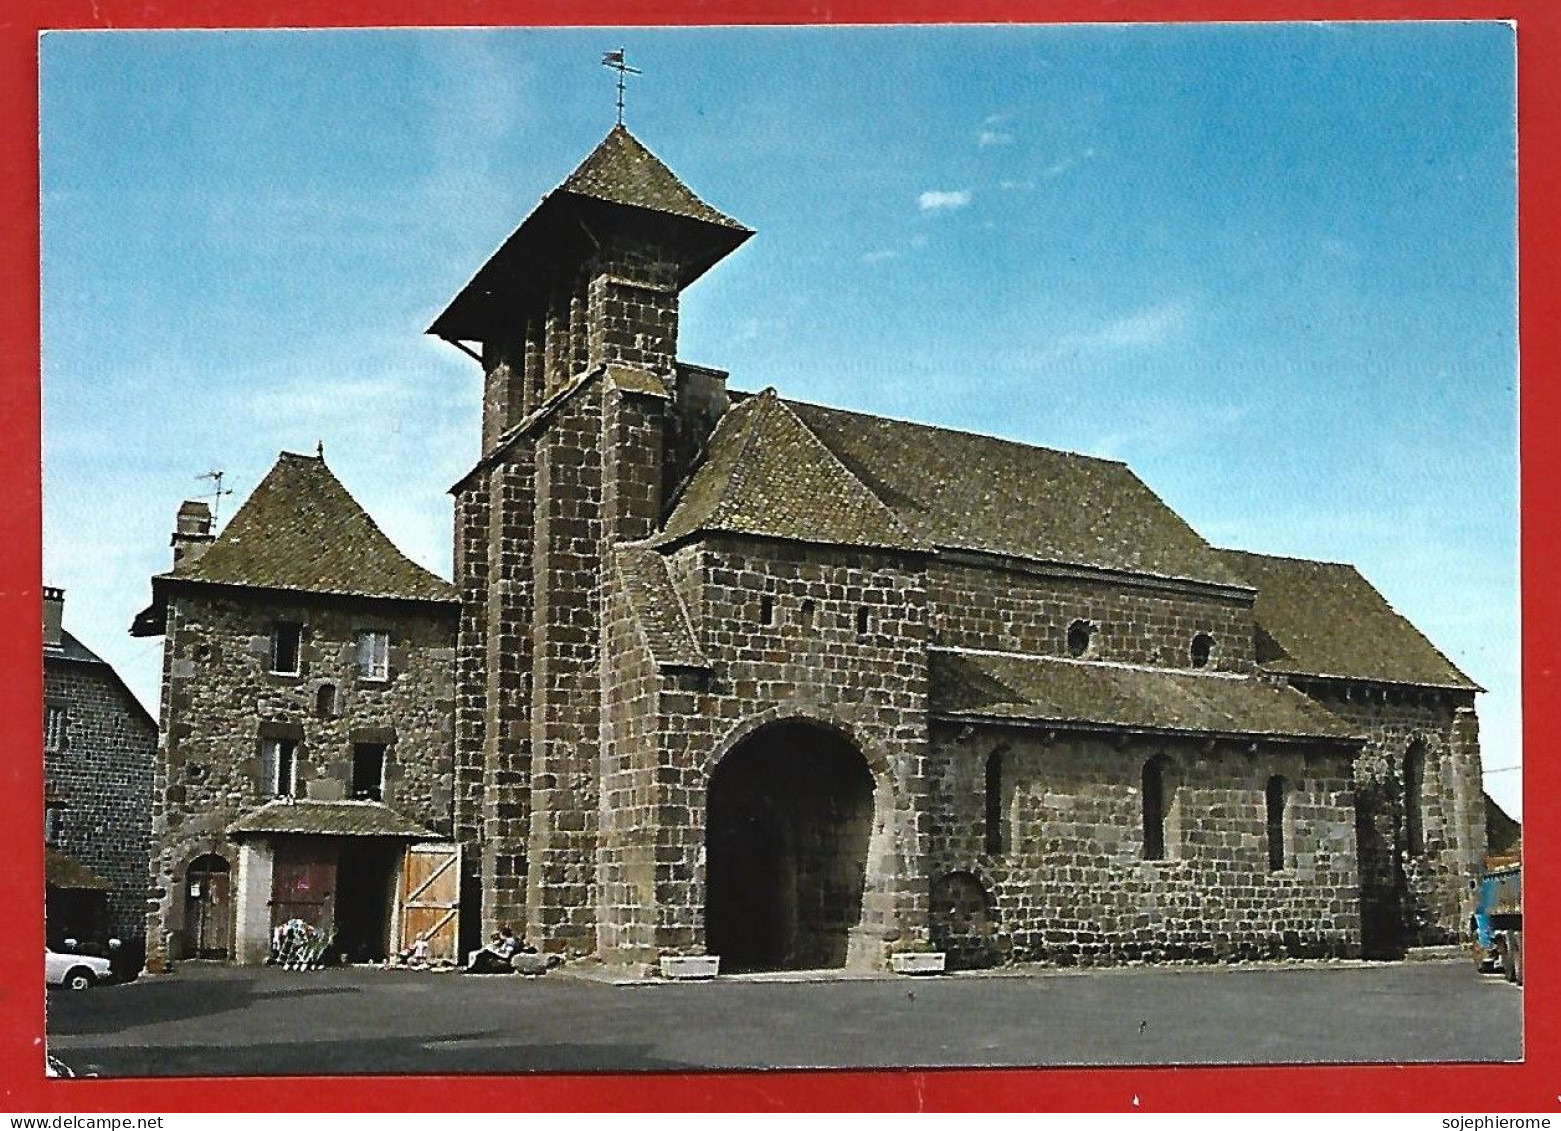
left=4, top=0, right=1549, bottom=1112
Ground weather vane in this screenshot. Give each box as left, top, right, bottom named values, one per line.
left=601, top=48, right=641, bottom=127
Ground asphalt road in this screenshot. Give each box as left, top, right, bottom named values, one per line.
left=44, top=959, right=1521, bottom=1076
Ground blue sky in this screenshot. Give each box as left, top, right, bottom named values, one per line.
left=40, top=24, right=1520, bottom=815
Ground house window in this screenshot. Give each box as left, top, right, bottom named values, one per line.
left=262, top=737, right=300, bottom=797
left=1266, top=775, right=1288, bottom=871
left=270, top=622, right=303, bottom=675
left=1404, top=741, right=1427, bottom=857
left=1190, top=633, right=1214, bottom=669
left=356, top=631, right=390, bottom=682
left=984, top=749, right=1005, bottom=855
left=44, top=704, right=68, bottom=752
left=316, top=684, right=337, bottom=718
left=44, top=803, right=65, bottom=846
left=1142, top=754, right=1180, bottom=861
left=1067, top=619, right=1094, bottom=658
left=352, top=744, right=386, bottom=802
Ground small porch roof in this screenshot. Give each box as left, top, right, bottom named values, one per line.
left=226, top=799, right=439, bottom=840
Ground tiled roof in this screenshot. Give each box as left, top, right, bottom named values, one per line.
left=429, top=127, right=752, bottom=343
left=1218, top=549, right=1478, bottom=690
left=45, top=848, right=113, bottom=891
left=612, top=544, right=709, bottom=669
left=560, top=125, right=749, bottom=231
left=159, top=453, right=456, bottom=604
left=45, top=629, right=105, bottom=665
left=930, top=649, right=1360, bottom=743
left=786, top=401, right=1247, bottom=587
left=661, top=390, right=927, bottom=552
left=226, top=799, right=439, bottom=839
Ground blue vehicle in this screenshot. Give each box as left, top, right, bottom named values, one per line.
left=1472, top=862, right=1522, bottom=985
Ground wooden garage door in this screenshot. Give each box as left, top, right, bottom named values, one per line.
left=271, top=841, right=337, bottom=934
left=399, top=842, right=461, bottom=963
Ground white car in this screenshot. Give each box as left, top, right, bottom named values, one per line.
left=46, top=947, right=112, bottom=991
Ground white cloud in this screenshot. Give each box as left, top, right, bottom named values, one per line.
left=999, top=179, right=1035, bottom=191
left=918, top=189, right=971, bottom=213
left=978, top=129, right=1014, bottom=147
left=861, top=249, right=898, bottom=263
left=1042, top=146, right=1099, bottom=179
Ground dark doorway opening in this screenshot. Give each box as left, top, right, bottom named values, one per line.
left=706, top=721, right=874, bottom=973
left=334, top=839, right=401, bottom=963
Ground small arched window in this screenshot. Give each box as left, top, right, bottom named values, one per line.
left=315, top=683, right=337, bottom=718
left=1190, top=633, right=1214, bottom=669
left=799, top=600, right=816, bottom=631
left=1266, top=775, right=1288, bottom=871
left=1067, top=619, right=1094, bottom=658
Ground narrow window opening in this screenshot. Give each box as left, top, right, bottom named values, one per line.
left=1143, top=757, right=1166, bottom=860
left=759, top=594, right=775, bottom=626
left=1266, top=775, right=1287, bottom=871
left=353, top=743, right=387, bottom=802
left=356, top=630, right=390, bottom=681
left=1190, top=633, right=1214, bottom=669
left=270, top=622, right=302, bottom=675
left=1067, top=619, right=1093, bottom=658
left=800, top=600, right=816, bottom=630
left=856, top=605, right=871, bottom=637
left=44, top=803, right=65, bottom=847
left=316, top=683, right=337, bottom=718
left=984, top=750, right=1005, bottom=855
left=1404, top=742, right=1426, bottom=857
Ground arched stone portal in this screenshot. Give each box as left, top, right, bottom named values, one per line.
left=705, top=721, right=875, bottom=972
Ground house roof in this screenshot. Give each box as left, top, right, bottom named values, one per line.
left=930, top=648, right=1361, bottom=743
left=45, top=848, right=113, bottom=891
left=226, top=799, right=440, bottom=839
left=613, top=544, right=709, bottom=670
left=661, top=390, right=927, bottom=553
left=689, top=397, right=1247, bottom=587
left=1218, top=549, right=1478, bottom=690
left=153, top=452, right=456, bottom=605
left=45, top=629, right=106, bottom=666
left=429, top=126, right=752, bottom=343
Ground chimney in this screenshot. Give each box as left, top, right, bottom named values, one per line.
left=172, top=500, right=215, bottom=567
left=42, top=586, right=64, bottom=650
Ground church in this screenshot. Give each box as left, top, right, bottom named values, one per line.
left=432, top=123, right=1483, bottom=972
left=138, top=121, right=1484, bottom=975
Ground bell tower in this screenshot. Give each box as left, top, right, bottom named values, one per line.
left=434, top=124, right=750, bottom=953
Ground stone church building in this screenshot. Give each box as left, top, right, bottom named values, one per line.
left=137, top=123, right=1483, bottom=974
left=430, top=124, right=1483, bottom=972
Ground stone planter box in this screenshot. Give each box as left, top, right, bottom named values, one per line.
left=890, top=952, right=947, bottom=976
left=659, top=955, right=720, bottom=980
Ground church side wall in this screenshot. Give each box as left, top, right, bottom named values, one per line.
left=927, top=560, right=1256, bottom=672
left=926, top=725, right=1361, bottom=964
left=1289, top=681, right=1482, bottom=951
left=145, top=590, right=456, bottom=971
left=452, top=477, right=490, bottom=937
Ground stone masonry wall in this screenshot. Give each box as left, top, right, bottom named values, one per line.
left=928, top=558, right=1256, bottom=672
left=44, top=658, right=157, bottom=942
left=614, top=537, right=934, bottom=970
left=1287, top=679, right=1483, bottom=952
left=146, top=589, right=456, bottom=969
left=926, top=724, right=1361, bottom=964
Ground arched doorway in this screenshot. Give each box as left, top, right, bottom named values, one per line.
left=706, top=721, right=874, bottom=972
left=184, top=853, right=231, bottom=958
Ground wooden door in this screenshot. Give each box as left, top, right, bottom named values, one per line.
left=270, top=841, right=338, bottom=933
left=185, top=855, right=232, bottom=958
left=399, top=842, right=461, bottom=963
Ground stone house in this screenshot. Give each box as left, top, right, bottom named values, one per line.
left=429, top=124, right=1484, bottom=974
left=43, top=586, right=158, bottom=959
left=132, top=452, right=460, bottom=970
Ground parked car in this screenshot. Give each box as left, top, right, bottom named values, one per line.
left=1472, top=862, right=1523, bottom=985
left=45, top=946, right=113, bottom=991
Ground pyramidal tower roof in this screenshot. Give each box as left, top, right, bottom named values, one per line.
left=429, top=125, right=751, bottom=343
left=157, top=452, right=456, bottom=603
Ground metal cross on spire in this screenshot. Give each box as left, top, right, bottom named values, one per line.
left=601, top=48, right=641, bottom=126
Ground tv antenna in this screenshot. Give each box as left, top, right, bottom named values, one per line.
left=195, top=469, right=234, bottom=525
